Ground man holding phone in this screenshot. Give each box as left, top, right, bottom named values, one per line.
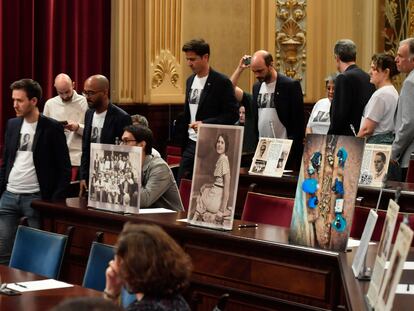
left=43, top=73, right=88, bottom=180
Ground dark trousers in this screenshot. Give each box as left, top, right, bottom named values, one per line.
left=177, top=140, right=196, bottom=186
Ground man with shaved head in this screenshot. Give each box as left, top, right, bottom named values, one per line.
left=44, top=73, right=87, bottom=179
left=250, top=50, right=304, bottom=170
left=79, top=74, right=131, bottom=196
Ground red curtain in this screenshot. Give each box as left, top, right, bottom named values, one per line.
left=0, top=0, right=111, bottom=146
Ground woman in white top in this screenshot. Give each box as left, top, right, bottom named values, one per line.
left=306, top=73, right=338, bottom=135
left=357, top=53, right=399, bottom=144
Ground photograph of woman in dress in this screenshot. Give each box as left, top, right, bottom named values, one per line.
left=191, top=133, right=231, bottom=225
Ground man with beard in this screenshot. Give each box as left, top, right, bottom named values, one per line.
left=43, top=73, right=87, bottom=179
left=250, top=50, right=304, bottom=170
left=0, top=79, right=71, bottom=264
left=79, top=75, right=131, bottom=196
left=176, top=38, right=238, bottom=184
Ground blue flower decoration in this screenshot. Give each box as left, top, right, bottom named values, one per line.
left=332, top=214, right=347, bottom=232
left=308, top=196, right=318, bottom=209
left=332, top=178, right=344, bottom=195
left=302, top=178, right=319, bottom=194
left=337, top=147, right=348, bottom=168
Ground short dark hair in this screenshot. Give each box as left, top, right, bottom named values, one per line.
left=376, top=151, right=386, bottom=163
left=10, top=78, right=42, bottom=102
left=263, top=52, right=274, bottom=66
left=116, top=223, right=192, bottom=296
left=123, top=124, right=153, bottom=154
left=131, top=114, right=149, bottom=127
left=215, top=133, right=230, bottom=153
left=334, top=39, right=357, bottom=62
left=50, top=297, right=123, bottom=311
left=371, top=53, right=399, bottom=78
left=182, top=38, right=210, bottom=57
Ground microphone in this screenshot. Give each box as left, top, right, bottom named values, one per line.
left=350, top=124, right=357, bottom=137
left=269, top=121, right=276, bottom=138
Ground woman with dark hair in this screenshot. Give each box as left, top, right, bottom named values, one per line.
left=357, top=53, right=399, bottom=143
left=192, top=133, right=231, bottom=224
left=104, top=223, right=192, bottom=310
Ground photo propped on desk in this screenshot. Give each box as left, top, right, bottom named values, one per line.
left=187, top=124, right=243, bottom=231
left=376, top=223, right=413, bottom=311
left=249, top=137, right=292, bottom=177
left=88, top=143, right=142, bottom=214
left=359, top=144, right=392, bottom=188
left=289, top=134, right=365, bottom=252
left=366, top=199, right=400, bottom=307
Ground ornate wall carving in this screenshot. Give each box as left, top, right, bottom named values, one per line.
left=275, top=0, right=307, bottom=92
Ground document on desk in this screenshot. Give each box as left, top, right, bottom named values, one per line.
left=138, top=208, right=177, bottom=214
left=6, top=279, right=73, bottom=292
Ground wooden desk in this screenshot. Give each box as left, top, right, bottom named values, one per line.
left=339, top=246, right=414, bottom=311
left=33, top=198, right=346, bottom=311
left=0, top=265, right=100, bottom=311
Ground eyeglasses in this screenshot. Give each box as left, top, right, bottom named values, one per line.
left=120, top=139, right=136, bottom=145
left=82, top=90, right=102, bottom=97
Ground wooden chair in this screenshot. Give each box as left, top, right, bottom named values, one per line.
left=179, top=178, right=192, bottom=212
left=241, top=191, right=294, bottom=227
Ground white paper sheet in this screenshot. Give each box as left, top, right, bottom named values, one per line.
left=138, top=208, right=177, bottom=214
left=396, top=284, right=414, bottom=295
left=6, top=279, right=73, bottom=292
left=385, top=261, right=414, bottom=270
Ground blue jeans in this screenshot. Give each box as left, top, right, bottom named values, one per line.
left=0, top=191, right=41, bottom=264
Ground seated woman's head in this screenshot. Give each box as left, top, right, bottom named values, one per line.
left=115, top=223, right=192, bottom=296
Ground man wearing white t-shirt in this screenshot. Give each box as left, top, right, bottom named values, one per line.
left=43, top=73, right=88, bottom=179
left=176, top=39, right=238, bottom=184
left=250, top=50, right=304, bottom=170
left=0, top=79, right=71, bottom=264
left=79, top=75, right=132, bottom=196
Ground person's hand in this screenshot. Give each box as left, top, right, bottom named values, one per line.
left=79, top=180, right=87, bottom=197
left=104, top=259, right=123, bottom=300
left=65, top=121, right=80, bottom=132
left=390, top=159, right=400, bottom=166
left=189, top=121, right=202, bottom=133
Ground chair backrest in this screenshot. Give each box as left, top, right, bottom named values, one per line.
left=179, top=178, right=192, bottom=212
left=82, top=242, right=115, bottom=291
left=350, top=206, right=414, bottom=245
left=406, top=152, right=414, bottom=183
left=121, top=287, right=137, bottom=308
left=212, top=293, right=230, bottom=311
left=241, top=192, right=294, bottom=227
left=9, top=226, right=68, bottom=279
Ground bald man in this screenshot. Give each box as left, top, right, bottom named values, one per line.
left=79, top=74, right=131, bottom=196
left=44, top=74, right=87, bottom=177
left=250, top=50, right=304, bottom=170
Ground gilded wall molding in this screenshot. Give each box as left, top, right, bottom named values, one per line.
left=151, top=50, right=179, bottom=89
left=275, top=0, right=307, bottom=91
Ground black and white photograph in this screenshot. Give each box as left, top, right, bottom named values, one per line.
left=188, top=124, right=243, bottom=230
left=88, top=143, right=142, bottom=214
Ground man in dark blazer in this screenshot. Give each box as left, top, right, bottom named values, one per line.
left=250, top=50, right=304, bottom=171
left=79, top=75, right=132, bottom=196
left=328, top=39, right=376, bottom=136
left=176, top=39, right=238, bottom=184
left=0, top=78, right=71, bottom=264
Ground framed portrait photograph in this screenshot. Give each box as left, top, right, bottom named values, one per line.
left=88, top=143, right=142, bottom=214
left=359, top=144, right=392, bottom=188
left=289, top=134, right=365, bottom=252
left=187, top=124, right=243, bottom=230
